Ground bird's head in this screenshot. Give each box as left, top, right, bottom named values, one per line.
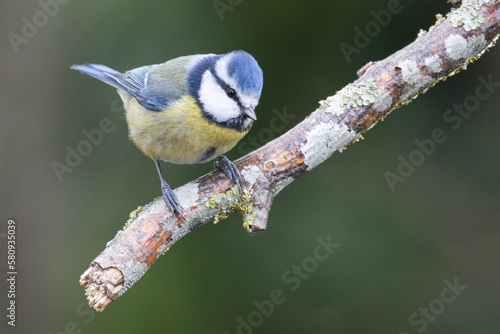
left=189, top=51, right=263, bottom=132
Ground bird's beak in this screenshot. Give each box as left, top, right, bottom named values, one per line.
left=243, top=107, right=257, bottom=121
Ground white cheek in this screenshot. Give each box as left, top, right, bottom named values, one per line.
left=199, top=71, right=240, bottom=122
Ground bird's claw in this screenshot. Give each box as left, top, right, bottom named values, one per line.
left=161, top=181, right=186, bottom=220
left=216, top=155, right=242, bottom=190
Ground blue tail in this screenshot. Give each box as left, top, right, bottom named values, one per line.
left=71, top=63, right=127, bottom=92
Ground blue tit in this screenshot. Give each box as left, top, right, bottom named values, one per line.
left=71, top=51, right=263, bottom=217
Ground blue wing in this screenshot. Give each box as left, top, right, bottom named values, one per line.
left=71, top=63, right=183, bottom=111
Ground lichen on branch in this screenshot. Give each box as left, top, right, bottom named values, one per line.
left=80, top=0, right=500, bottom=311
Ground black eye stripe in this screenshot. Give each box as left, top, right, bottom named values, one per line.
left=223, top=84, right=242, bottom=108
left=210, top=69, right=244, bottom=108
left=229, top=88, right=243, bottom=108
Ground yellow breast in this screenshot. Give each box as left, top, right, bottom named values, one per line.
left=120, top=92, right=250, bottom=164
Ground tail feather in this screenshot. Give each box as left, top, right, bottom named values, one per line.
left=71, top=63, right=126, bottom=91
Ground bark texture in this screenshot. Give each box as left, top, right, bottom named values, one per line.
left=80, top=1, right=500, bottom=311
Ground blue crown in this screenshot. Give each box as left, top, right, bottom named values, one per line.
left=227, top=50, right=263, bottom=97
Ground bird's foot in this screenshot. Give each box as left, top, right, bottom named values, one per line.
left=215, top=155, right=242, bottom=189
left=161, top=181, right=185, bottom=219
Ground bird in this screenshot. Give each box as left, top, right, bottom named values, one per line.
left=71, top=50, right=263, bottom=217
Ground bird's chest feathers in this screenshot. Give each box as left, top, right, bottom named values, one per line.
left=124, top=94, right=250, bottom=164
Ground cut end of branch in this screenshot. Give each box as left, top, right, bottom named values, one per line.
left=245, top=187, right=274, bottom=235
left=246, top=205, right=270, bottom=235
left=80, top=262, right=124, bottom=311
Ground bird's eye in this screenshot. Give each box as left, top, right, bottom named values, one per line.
left=225, top=87, right=236, bottom=98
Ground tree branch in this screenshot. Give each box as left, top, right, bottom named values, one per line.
left=80, top=0, right=500, bottom=311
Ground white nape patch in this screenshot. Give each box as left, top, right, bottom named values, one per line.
left=445, top=34, right=468, bottom=60
left=424, top=55, right=442, bottom=73
left=186, top=54, right=215, bottom=72
left=198, top=70, right=240, bottom=122
left=175, top=182, right=200, bottom=209
left=301, top=122, right=359, bottom=171
left=241, top=165, right=264, bottom=184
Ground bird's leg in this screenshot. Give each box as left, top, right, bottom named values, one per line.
left=215, top=155, right=242, bottom=190
left=154, top=159, right=185, bottom=219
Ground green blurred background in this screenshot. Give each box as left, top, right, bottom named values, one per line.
left=1, top=1, right=499, bottom=333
